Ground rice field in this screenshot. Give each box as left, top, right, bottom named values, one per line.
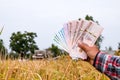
left=0, top=56, right=110, bottom=80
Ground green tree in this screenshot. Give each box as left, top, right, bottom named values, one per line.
left=0, top=39, right=7, bottom=59
left=108, top=46, right=112, bottom=51
left=79, top=15, right=104, bottom=49
left=9, top=51, right=19, bottom=60
left=0, top=27, right=8, bottom=59
left=9, top=31, right=39, bottom=59
left=48, top=44, right=61, bottom=57
left=85, top=15, right=94, bottom=21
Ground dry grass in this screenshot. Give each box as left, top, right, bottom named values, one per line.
left=0, top=56, right=110, bottom=80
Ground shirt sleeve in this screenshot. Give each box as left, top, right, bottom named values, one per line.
left=93, top=52, right=120, bottom=80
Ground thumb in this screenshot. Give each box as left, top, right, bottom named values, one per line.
left=78, top=42, right=90, bottom=53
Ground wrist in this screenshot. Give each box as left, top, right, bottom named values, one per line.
left=93, top=51, right=100, bottom=66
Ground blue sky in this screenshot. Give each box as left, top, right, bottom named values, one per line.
left=0, top=0, right=120, bottom=51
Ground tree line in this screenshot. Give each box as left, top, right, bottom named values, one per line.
left=1, top=15, right=119, bottom=60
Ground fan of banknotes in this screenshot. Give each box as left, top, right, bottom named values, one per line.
left=53, top=19, right=103, bottom=60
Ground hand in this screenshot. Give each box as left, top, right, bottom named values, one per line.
left=78, top=42, right=100, bottom=64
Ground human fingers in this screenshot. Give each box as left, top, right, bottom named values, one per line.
left=78, top=42, right=90, bottom=53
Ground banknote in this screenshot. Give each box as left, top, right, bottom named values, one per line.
left=53, top=19, right=103, bottom=60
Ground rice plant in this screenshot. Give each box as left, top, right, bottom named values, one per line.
left=0, top=56, right=110, bottom=80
